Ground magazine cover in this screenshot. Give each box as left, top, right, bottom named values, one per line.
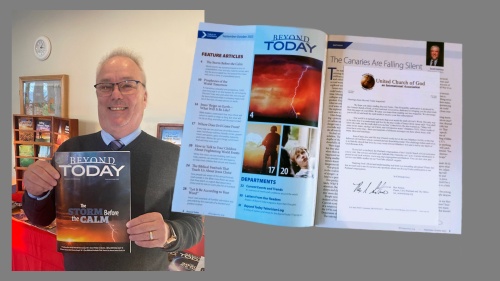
left=56, top=123, right=71, bottom=145
left=168, top=251, right=205, bottom=271
left=18, top=144, right=35, bottom=167
left=18, top=117, right=33, bottom=129
left=18, top=117, right=34, bottom=141
left=38, top=146, right=51, bottom=158
left=35, top=119, right=51, bottom=142
left=54, top=151, right=131, bottom=253
left=19, top=131, right=34, bottom=142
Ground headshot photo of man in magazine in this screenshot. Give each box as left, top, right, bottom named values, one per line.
left=21, top=48, right=204, bottom=271
left=426, top=42, right=444, bottom=67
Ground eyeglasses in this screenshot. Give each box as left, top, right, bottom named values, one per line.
left=94, top=80, right=146, bottom=96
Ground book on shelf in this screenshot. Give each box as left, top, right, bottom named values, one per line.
left=19, top=131, right=34, bottom=142
left=35, top=119, right=51, bottom=142
left=54, top=151, right=131, bottom=252
left=56, top=122, right=70, bottom=144
left=18, top=116, right=33, bottom=130
left=18, top=116, right=34, bottom=141
left=172, top=22, right=462, bottom=234
left=18, top=144, right=35, bottom=167
left=37, top=145, right=51, bottom=158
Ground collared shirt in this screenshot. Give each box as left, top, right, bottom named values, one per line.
left=100, top=127, right=142, bottom=147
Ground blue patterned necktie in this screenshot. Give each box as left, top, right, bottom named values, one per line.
left=109, top=139, right=124, bottom=151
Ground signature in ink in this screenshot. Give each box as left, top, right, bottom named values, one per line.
left=353, top=181, right=391, bottom=194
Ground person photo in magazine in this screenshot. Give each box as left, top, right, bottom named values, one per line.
left=290, top=146, right=314, bottom=178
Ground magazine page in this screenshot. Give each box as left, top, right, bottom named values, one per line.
left=172, top=22, right=327, bottom=227
left=54, top=151, right=132, bottom=252
left=338, top=66, right=440, bottom=225
left=315, top=35, right=462, bottom=234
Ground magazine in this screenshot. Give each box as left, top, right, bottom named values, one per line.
left=56, top=123, right=71, bottom=145
left=167, top=251, right=205, bottom=271
left=18, top=117, right=33, bottom=130
left=35, top=119, right=51, bottom=142
left=54, top=151, right=132, bottom=252
left=172, top=22, right=462, bottom=234
left=18, top=117, right=34, bottom=141
left=12, top=203, right=28, bottom=221
left=18, top=144, right=35, bottom=167
left=38, top=145, right=51, bottom=158
left=19, top=131, right=34, bottom=142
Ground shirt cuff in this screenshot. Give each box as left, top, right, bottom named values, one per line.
left=27, top=190, right=51, bottom=200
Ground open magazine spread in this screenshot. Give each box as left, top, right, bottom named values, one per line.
left=172, top=22, right=462, bottom=234
left=54, top=151, right=132, bottom=252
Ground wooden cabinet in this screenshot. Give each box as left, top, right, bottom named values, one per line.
left=13, top=114, right=79, bottom=193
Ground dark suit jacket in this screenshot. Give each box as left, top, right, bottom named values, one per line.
left=428, top=58, right=443, bottom=67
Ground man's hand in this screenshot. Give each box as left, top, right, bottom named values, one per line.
left=126, top=212, right=170, bottom=248
left=23, top=160, right=60, bottom=196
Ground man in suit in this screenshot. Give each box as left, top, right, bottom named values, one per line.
left=428, top=45, right=443, bottom=66
left=21, top=48, right=203, bottom=271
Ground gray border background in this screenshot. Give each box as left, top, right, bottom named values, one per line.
left=2, top=1, right=498, bottom=281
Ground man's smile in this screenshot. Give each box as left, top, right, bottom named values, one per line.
left=109, top=106, right=128, bottom=111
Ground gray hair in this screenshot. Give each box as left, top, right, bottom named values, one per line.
left=96, top=48, right=146, bottom=83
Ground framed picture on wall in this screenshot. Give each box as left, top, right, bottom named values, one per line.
left=157, top=123, right=183, bottom=146
left=19, top=74, right=69, bottom=117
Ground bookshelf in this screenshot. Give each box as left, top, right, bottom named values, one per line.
left=13, top=114, right=79, bottom=193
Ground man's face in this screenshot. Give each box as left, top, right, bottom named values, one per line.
left=294, top=149, right=309, bottom=169
left=430, top=46, right=440, bottom=60
left=96, top=56, right=147, bottom=139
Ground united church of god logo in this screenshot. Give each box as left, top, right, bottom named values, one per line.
left=360, top=73, right=375, bottom=90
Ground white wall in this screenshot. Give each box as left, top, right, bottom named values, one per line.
left=11, top=10, right=204, bottom=180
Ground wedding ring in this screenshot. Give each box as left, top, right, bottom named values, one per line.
left=149, top=231, right=154, bottom=241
